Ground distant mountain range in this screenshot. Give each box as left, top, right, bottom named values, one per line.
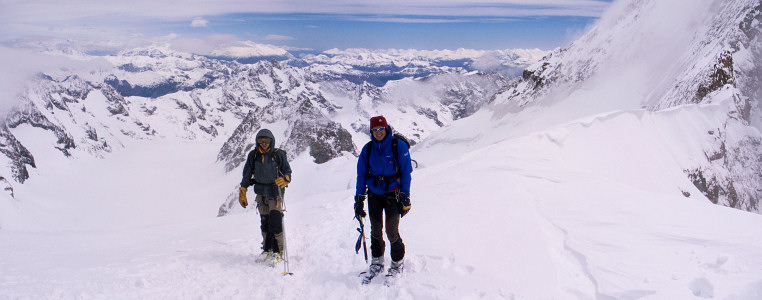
left=0, top=44, right=532, bottom=203
left=213, top=47, right=548, bottom=86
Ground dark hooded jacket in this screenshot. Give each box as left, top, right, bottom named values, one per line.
left=240, top=129, right=292, bottom=199
left=356, top=125, right=412, bottom=196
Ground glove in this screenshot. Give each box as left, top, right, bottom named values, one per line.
left=275, top=175, right=290, bottom=188
left=238, top=187, right=248, bottom=208
left=354, top=195, right=366, bottom=218
left=398, top=192, right=411, bottom=218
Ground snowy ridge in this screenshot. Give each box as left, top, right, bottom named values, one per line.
left=486, top=0, right=762, bottom=213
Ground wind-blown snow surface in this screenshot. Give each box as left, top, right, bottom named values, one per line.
left=2, top=92, right=762, bottom=299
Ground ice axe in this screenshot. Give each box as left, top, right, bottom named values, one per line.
left=355, top=214, right=368, bottom=263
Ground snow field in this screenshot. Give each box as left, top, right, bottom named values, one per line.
left=2, top=97, right=762, bottom=299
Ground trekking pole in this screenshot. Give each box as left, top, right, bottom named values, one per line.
left=277, top=184, right=293, bottom=276
left=355, top=214, right=368, bottom=263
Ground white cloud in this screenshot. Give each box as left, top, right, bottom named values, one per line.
left=212, top=41, right=290, bottom=57
left=169, top=37, right=217, bottom=55
left=264, top=34, right=295, bottom=41
left=166, top=35, right=290, bottom=57
left=0, top=46, right=112, bottom=117
left=190, top=17, right=209, bottom=27
left=168, top=34, right=239, bottom=54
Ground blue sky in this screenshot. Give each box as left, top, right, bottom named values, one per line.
left=180, top=13, right=598, bottom=51
left=0, top=0, right=614, bottom=52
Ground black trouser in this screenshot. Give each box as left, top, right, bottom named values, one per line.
left=368, top=191, right=405, bottom=262
left=255, top=194, right=284, bottom=253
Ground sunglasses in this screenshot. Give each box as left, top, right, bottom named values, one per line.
left=370, top=127, right=385, bottom=132
left=257, top=137, right=271, bottom=144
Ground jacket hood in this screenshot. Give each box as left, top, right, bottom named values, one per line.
left=256, top=129, right=276, bottom=150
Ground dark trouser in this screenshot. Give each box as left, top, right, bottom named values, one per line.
left=368, top=191, right=405, bottom=262
left=255, top=194, right=284, bottom=253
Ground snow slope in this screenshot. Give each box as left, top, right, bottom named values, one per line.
left=2, top=92, right=762, bottom=299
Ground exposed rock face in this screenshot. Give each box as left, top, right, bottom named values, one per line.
left=217, top=110, right=261, bottom=173
left=0, top=122, right=35, bottom=183
left=286, top=118, right=356, bottom=164
left=686, top=124, right=762, bottom=212
left=679, top=0, right=762, bottom=213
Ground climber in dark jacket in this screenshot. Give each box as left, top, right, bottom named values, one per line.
left=239, top=128, right=292, bottom=264
left=354, top=115, right=412, bottom=279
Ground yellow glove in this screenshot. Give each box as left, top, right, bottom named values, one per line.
left=275, top=175, right=290, bottom=188
left=238, top=187, right=248, bottom=208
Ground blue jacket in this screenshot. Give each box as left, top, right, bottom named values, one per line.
left=356, top=126, right=413, bottom=195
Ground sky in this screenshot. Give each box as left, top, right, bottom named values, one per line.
left=0, top=0, right=614, bottom=53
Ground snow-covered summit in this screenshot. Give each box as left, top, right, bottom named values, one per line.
left=210, top=41, right=292, bottom=58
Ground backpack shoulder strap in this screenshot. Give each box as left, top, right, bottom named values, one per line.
left=391, top=136, right=399, bottom=163
left=364, top=141, right=372, bottom=171
left=273, top=148, right=282, bottom=168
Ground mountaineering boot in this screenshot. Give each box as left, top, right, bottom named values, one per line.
left=384, top=259, right=404, bottom=286
left=369, top=256, right=384, bottom=276
left=387, top=259, right=404, bottom=276
left=267, top=252, right=284, bottom=268
left=255, top=250, right=273, bottom=263
left=361, top=256, right=384, bottom=284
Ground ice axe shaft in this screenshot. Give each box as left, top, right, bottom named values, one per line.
left=355, top=214, right=368, bottom=263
